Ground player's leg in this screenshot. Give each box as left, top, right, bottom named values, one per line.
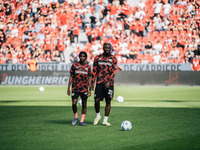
left=72, top=99, right=78, bottom=117
left=95, top=98, right=101, bottom=114
left=102, top=99, right=111, bottom=126
left=71, top=92, right=79, bottom=126
left=105, top=99, right=111, bottom=116
left=93, top=98, right=102, bottom=125
left=102, top=86, right=114, bottom=126
left=79, top=92, right=88, bottom=126
left=93, top=84, right=103, bottom=125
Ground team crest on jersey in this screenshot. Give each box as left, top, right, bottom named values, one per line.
left=72, top=93, right=75, bottom=96
left=84, top=92, right=88, bottom=95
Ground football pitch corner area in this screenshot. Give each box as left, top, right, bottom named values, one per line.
left=0, top=86, right=200, bottom=150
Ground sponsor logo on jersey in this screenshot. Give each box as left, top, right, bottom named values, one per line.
left=72, top=93, right=75, bottom=96
left=75, top=70, right=88, bottom=74
left=98, top=62, right=111, bottom=66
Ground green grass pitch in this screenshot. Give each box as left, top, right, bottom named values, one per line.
left=0, top=86, right=200, bottom=150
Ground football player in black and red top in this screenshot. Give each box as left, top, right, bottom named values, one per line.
left=67, top=51, right=92, bottom=126
left=92, top=42, right=118, bottom=126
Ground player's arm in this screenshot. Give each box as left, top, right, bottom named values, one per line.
left=91, top=56, right=98, bottom=91
left=105, top=57, right=118, bottom=89
left=27, top=62, right=30, bottom=70
left=110, top=57, right=118, bottom=83
left=88, top=66, right=92, bottom=97
left=67, top=74, right=73, bottom=96
left=67, top=64, right=75, bottom=96
left=88, top=76, right=92, bottom=96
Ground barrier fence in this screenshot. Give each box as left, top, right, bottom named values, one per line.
left=1, top=64, right=199, bottom=85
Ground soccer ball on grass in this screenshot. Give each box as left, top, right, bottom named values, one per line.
left=78, top=99, right=82, bottom=105
left=117, top=96, right=124, bottom=102
left=39, top=86, right=44, bottom=92
left=121, top=120, right=132, bottom=131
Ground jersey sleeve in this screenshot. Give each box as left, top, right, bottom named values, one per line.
left=88, top=65, right=92, bottom=77
left=110, top=56, right=117, bottom=83
left=92, top=56, right=98, bottom=86
left=70, top=63, right=75, bottom=77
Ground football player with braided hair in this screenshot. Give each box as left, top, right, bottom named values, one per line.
left=92, top=42, right=118, bottom=126
left=68, top=51, right=92, bottom=126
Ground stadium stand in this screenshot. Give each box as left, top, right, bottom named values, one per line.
left=0, top=0, right=199, bottom=64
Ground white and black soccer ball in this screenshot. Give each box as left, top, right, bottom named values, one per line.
left=78, top=99, right=82, bottom=106
left=39, top=86, right=44, bottom=92
left=121, top=120, right=132, bottom=131
left=117, top=96, right=124, bottom=102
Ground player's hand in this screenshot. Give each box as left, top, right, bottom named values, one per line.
left=91, top=85, right=94, bottom=91
left=105, top=82, right=110, bottom=89
left=67, top=89, right=70, bottom=96
left=88, top=91, right=91, bottom=97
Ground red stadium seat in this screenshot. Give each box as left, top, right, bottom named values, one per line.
left=126, top=59, right=134, bottom=64
left=162, top=36, right=167, bottom=41
left=180, top=30, right=187, bottom=36
left=160, top=31, right=166, bottom=37
left=170, top=15, right=177, bottom=21
left=136, top=36, right=142, bottom=41
left=173, top=30, right=180, bottom=37
left=152, top=31, right=159, bottom=37
left=149, top=36, right=156, bottom=42
left=137, top=53, right=144, bottom=60
left=166, top=30, right=173, bottom=37
left=142, top=37, right=149, bottom=42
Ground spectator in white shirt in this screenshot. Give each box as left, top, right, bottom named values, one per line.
left=163, top=17, right=170, bottom=31
left=135, top=8, right=146, bottom=21
left=187, top=2, right=194, bottom=13
left=176, top=0, right=187, bottom=6
left=153, top=51, right=161, bottom=64
left=119, top=39, right=129, bottom=62
left=138, top=0, right=145, bottom=10
left=92, top=40, right=103, bottom=56
left=169, top=47, right=180, bottom=59
left=163, top=2, right=171, bottom=19
left=153, top=41, right=163, bottom=54
left=119, top=39, right=128, bottom=52
left=10, top=26, right=18, bottom=38
left=153, top=14, right=161, bottom=25
left=153, top=0, right=162, bottom=16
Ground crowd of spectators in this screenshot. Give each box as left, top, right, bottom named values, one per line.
left=0, top=0, right=200, bottom=64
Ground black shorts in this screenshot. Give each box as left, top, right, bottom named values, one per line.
left=72, top=91, right=88, bottom=100
left=94, top=84, right=114, bottom=101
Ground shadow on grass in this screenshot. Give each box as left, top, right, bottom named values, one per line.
left=45, top=120, right=71, bottom=125
left=1, top=100, right=200, bottom=103
left=45, top=120, right=94, bottom=126
left=0, top=100, right=69, bottom=103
